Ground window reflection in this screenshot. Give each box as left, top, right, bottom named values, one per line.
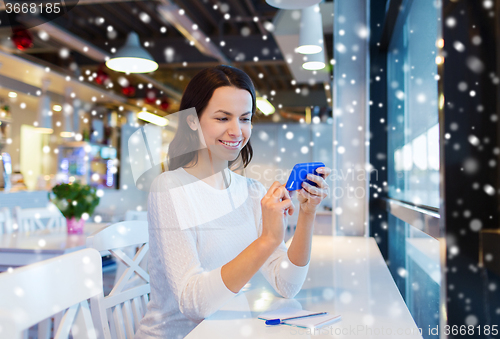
left=386, top=0, right=442, bottom=337
left=387, top=0, right=440, bottom=208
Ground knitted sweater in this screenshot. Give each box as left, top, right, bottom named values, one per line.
left=135, top=167, right=310, bottom=339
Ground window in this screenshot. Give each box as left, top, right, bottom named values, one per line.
left=386, top=0, right=442, bottom=336
left=387, top=0, right=441, bottom=209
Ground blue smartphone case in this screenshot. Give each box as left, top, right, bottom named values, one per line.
left=285, top=162, right=325, bottom=191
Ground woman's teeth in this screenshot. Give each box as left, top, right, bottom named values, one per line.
left=219, top=140, right=240, bottom=147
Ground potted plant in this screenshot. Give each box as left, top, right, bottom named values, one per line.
left=48, top=182, right=100, bottom=234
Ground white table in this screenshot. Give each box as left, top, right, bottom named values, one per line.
left=186, top=236, right=422, bottom=339
left=0, top=222, right=109, bottom=271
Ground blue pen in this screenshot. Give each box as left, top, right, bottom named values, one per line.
left=265, top=312, right=329, bottom=325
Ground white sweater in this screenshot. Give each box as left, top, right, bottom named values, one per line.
left=135, top=167, right=310, bottom=339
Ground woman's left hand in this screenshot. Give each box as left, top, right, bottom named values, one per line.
left=293, top=166, right=332, bottom=215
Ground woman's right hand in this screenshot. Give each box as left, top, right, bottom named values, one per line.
left=260, top=181, right=295, bottom=248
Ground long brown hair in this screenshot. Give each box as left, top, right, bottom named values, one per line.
left=166, top=65, right=255, bottom=171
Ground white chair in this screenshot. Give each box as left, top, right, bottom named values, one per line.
left=15, top=203, right=66, bottom=232
left=0, top=207, right=13, bottom=234
left=114, top=210, right=149, bottom=287
left=0, top=248, right=103, bottom=339
left=87, top=221, right=150, bottom=339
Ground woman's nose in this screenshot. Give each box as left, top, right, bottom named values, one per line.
left=228, top=120, right=243, bottom=137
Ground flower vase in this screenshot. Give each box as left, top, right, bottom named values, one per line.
left=67, top=217, right=85, bottom=234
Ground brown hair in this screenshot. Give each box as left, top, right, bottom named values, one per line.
left=166, top=65, right=255, bottom=171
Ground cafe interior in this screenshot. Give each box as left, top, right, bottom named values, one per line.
left=0, top=0, right=499, bottom=338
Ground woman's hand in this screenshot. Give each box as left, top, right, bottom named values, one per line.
left=260, top=181, right=295, bottom=247
left=296, top=166, right=332, bottom=215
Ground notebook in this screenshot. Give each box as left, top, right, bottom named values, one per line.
left=258, top=307, right=342, bottom=330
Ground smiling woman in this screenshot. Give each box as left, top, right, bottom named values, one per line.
left=135, top=65, right=329, bottom=339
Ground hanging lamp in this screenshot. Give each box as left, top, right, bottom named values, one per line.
left=302, top=50, right=325, bottom=70
left=296, top=5, right=324, bottom=55
left=265, top=0, right=321, bottom=9
left=106, top=32, right=158, bottom=73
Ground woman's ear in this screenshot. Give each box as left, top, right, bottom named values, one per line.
left=187, top=115, right=198, bottom=131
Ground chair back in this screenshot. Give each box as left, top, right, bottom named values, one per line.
left=0, top=248, right=102, bottom=339
left=15, top=203, right=66, bottom=232
left=124, top=210, right=148, bottom=221
left=118, top=210, right=149, bottom=288
left=0, top=207, right=13, bottom=234
left=87, top=221, right=150, bottom=339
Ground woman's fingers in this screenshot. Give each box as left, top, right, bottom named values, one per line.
left=316, top=166, right=332, bottom=179
left=265, top=181, right=284, bottom=200
left=264, top=183, right=295, bottom=216
left=267, top=182, right=293, bottom=201
left=306, top=173, right=328, bottom=189
left=278, top=197, right=295, bottom=214
left=282, top=188, right=295, bottom=215
left=302, top=181, right=329, bottom=198
left=299, top=187, right=319, bottom=201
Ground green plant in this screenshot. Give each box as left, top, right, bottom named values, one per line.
left=48, top=182, right=100, bottom=220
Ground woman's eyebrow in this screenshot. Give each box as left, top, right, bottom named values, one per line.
left=214, top=110, right=252, bottom=116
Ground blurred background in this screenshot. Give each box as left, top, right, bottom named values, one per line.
left=0, top=0, right=499, bottom=337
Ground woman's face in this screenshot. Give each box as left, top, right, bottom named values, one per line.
left=197, top=86, right=253, bottom=161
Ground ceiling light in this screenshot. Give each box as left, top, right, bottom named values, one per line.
left=256, top=97, right=275, bottom=115
left=296, top=5, right=324, bottom=55
left=35, top=128, right=53, bottom=134
left=266, top=0, right=321, bottom=9
left=137, top=111, right=168, bottom=126
left=302, top=51, right=325, bottom=70
left=8, top=92, right=17, bottom=98
left=106, top=32, right=158, bottom=73
left=60, top=131, right=75, bottom=138
left=52, top=104, right=62, bottom=111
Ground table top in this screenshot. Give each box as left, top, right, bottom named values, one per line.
left=186, top=236, right=422, bottom=339
left=0, top=222, right=109, bottom=254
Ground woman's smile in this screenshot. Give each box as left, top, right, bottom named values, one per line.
left=219, top=139, right=242, bottom=149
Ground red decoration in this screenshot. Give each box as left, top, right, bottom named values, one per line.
left=11, top=28, right=33, bottom=51
left=144, top=89, right=157, bottom=105
left=159, top=98, right=170, bottom=111
left=122, top=85, right=136, bottom=97
left=95, top=69, right=110, bottom=85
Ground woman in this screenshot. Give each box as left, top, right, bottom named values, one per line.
left=135, top=65, right=331, bottom=338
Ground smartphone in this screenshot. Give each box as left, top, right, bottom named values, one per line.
left=285, top=162, right=325, bottom=191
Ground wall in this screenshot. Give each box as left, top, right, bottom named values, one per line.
left=92, top=121, right=149, bottom=222
left=2, top=94, right=38, bottom=173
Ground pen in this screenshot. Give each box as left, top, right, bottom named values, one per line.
left=265, top=312, right=329, bottom=325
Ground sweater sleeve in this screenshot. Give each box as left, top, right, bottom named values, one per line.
left=252, top=179, right=310, bottom=299
left=148, top=174, right=237, bottom=323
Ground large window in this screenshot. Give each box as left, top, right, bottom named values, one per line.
left=387, top=0, right=440, bottom=209
left=386, top=0, right=442, bottom=337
